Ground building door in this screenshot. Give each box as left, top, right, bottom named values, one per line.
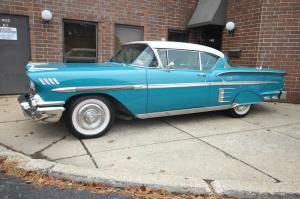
left=200, top=26, right=223, bottom=50
left=0, top=14, right=30, bottom=94
left=168, top=30, right=190, bottom=42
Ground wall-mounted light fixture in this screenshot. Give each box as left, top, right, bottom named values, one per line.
left=225, top=21, right=235, bottom=36
left=41, top=10, right=52, bottom=27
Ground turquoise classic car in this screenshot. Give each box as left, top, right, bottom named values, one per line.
left=19, top=41, right=286, bottom=138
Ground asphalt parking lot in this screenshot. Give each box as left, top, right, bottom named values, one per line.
left=0, top=96, right=299, bottom=197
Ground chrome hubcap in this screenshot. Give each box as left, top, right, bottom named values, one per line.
left=77, top=104, right=105, bottom=130
left=234, top=104, right=251, bottom=115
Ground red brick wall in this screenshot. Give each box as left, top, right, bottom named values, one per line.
left=222, top=0, right=263, bottom=66
left=0, top=0, right=198, bottom=62
left=256, top=0, right=300, bottom=103
left=222, top=0, right=300, bottom=103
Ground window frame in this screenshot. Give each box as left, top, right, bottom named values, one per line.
left=62, top=19, right=98, bottom=63
left=199, top=52, right=219, bottom=71
left=156, top=48, right=201, bottom=71
left=110, top=44, right=160, bottom=68
left=114, top=24, right=144, bottom=53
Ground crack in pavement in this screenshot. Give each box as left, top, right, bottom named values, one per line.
left=89, top=137, right=195, bottom=155
left=52, top=153, right=88, bottom=161
left=0, top=143, right=30, bottom=157
left=203, top=179, right=216, bottom=196
left=0, top=119, right=29, bottom=123
left=160, top=119, right=282, bottom=183
left=270, top=130, right=300, bottom=141
left=79, top=139, right=99, bottom=168
left=197, top=122, right=300, bottom=139
left=31, top=134, right=69, bottom=159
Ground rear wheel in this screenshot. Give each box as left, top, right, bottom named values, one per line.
left=65, top=96, right=114, bottom=139
left=226, top=104, right=252, bottom=118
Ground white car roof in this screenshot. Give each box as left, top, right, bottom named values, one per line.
left=128, top=41, right=224, bottom=58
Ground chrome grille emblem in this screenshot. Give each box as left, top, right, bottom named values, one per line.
left=39, top=78, right=60, bottom=85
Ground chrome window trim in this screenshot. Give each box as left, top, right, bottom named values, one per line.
left=156, top=48, right=202, bottom=71
left=51, top=81, right=277, bottom=93
left=199, top=52, right=202, bottom=71
left=199, top=52, right=219, bottom=71
left=136, top=104, right=232, bottom=119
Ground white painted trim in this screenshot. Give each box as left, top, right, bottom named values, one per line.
left=128, top=41, right=225, bottom=58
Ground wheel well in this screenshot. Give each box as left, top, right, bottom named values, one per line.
left=65, top=93, right=133, bottom=116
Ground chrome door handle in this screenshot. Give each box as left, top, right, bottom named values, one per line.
left=197, top=73, right=207, bottom=77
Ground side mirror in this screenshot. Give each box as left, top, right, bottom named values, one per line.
left=165, top=62, right=175, bottom=69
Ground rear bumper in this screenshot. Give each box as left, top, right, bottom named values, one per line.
left=279, top=91, right=287, bottom=100
left=18, top=94, right=65, bottom=123
left=263, top=90, right=287, bottom=101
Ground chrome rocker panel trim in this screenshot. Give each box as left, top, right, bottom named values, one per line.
left=18, top=95, right=65, bottom=123
left=51, top=81, right=277, bottom=93
left=136, top=105, right=232, bottom=119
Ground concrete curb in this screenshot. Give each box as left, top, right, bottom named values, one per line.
left=212, top=180, right=300, bottom=198
left=1, top=145, right=299, bottom=198
left=0, top=145, right=210, bottom=195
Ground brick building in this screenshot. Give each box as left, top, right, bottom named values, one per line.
left=0, top=0, right=299, bottom=103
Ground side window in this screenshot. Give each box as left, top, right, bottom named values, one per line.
left=157, top=49, right=168, bottom=66
left=132, top=47, right=158, bottom=67
left=200, top=52, right=218, bottom=70
left=168, top=50, right=200, bottom=70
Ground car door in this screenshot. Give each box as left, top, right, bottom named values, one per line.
left=146, top=49, right=209, bottom=113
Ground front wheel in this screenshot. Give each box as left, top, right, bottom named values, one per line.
left=65, top=96, right=114, bottom=139
left=225, top=104, right=252, bottom=118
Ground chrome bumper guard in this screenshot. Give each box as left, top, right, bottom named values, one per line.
left=18, top=94, right=65, bottom=123
left=263, top=90, right=287, bottom=101
left=279, top=91, right=287, bottom=100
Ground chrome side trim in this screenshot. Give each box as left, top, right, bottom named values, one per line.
left=52, top=85, right=147, bottom=93
left=136, top=105, right=232, bottom=119
left=148, top=82, right=209, bottom=89
left=39, top=78, right=60, bottom=85
left=209, top=81, right=277, bottom=86
left=218, top=88, right=235, bottom=103
left=51, top=81, right=277, bottom=93
left=217, top=70, right=286, bottom=76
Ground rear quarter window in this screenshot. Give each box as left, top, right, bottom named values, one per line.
left=200, top=52, right=218, bottom=70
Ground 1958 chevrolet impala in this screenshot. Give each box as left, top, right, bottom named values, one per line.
left=19, top=41, right=286, bottom=138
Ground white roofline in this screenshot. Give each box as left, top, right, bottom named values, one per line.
left=127, top=41, right=225, bottom=58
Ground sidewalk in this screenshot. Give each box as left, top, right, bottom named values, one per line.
left=0, top=96, right=299, bottom=198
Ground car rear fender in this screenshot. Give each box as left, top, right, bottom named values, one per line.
left=233, top=91, right=262, bottom=105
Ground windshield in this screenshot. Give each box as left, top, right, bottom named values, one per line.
left=109, top=44, right=158, bottom=67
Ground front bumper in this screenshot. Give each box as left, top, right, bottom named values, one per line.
left=18, top=94, right=65, bottom=123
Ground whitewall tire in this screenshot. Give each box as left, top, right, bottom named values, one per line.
left=65, top=96, right=114, bottom=139
left=226, top=104, right=252, bottom=118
